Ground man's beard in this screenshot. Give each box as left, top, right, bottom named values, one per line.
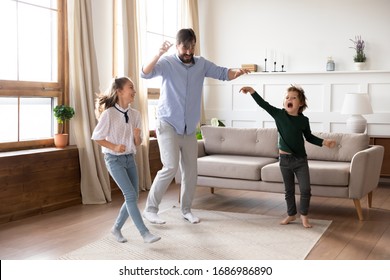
left=179, top=53, right=193, bottom=63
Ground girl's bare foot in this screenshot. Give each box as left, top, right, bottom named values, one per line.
left=280, top=215, right=296, bottom=225
left=301, top=215, right=312, bottom=228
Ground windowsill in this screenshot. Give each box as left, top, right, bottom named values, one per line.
left=0, top=145, right=78, bottom=158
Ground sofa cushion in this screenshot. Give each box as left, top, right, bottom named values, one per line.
left=198, top=155, right=278, bottom=180
left=261, top=160, right=350, bottom=186
left=201, top=126, right=278, bottom=157
left=306, top=132, right=369, bottom=162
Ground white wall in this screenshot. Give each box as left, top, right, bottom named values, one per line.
left=198, top=0, right=390, bottom=72
left=90, top=0, right=390, bottom=86
left=89, top=0, right=390, bottom=135
left=198, top=0, right=390, bottom=136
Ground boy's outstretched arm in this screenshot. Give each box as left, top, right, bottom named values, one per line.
left=239, top=87, right=279, bottom=117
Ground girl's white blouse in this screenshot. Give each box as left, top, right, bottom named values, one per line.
left=91, top=105, right=142, bottom=155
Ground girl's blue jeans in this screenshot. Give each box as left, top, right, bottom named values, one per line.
left=279, top=154, right=311, bottom=216
left=104, top=153, right=148, bottom=236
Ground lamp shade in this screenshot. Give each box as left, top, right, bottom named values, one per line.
left=341, top=93, right=373, bottom=133
left=341, top=93, right=373, bottom=115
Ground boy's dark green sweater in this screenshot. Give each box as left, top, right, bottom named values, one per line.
left=251, top=91, right=323, bottom=156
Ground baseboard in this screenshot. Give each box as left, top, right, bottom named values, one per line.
left=379, top=177, right=390, bottom=185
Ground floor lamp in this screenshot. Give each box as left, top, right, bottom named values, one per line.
left=341, top=93, right=373, bottom=133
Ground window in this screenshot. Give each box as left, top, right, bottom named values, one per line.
left=113, top=0, right=179, bottom=134
left=141, top=0, right=179, bottom=132
left=0, top=0, right=67, bottom=151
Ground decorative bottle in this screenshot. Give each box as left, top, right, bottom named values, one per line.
left=326, top=57, right=335, bottom=71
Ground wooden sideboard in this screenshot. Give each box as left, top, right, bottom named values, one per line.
left=0, top=146, right=82, bottom=224
left=370, top=137, right=390, bottom=177
left=0, top=141, right=163, bottom=224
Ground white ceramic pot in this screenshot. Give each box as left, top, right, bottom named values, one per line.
left=354, top=62, right=366, bottom=71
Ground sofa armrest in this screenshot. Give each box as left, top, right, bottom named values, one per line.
left=348, top=145, right=384, bottom=199
left=198, top=139, right=206, bottom=158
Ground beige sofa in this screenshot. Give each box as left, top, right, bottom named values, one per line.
left=177, top=126, right=384, bottom=220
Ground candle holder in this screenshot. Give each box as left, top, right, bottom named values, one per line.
left=280, top=65, right=286, bottom=72
left=262, top=58, right=269, bottom=72
left=272, top=61, right=277, bottom=72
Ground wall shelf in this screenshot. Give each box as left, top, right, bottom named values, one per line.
left=247, top=70, right=390, bottom=75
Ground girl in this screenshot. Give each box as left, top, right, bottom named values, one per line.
left=240, top=85, right=336, bottom=228
left=92, top=77, right=160, bottom=243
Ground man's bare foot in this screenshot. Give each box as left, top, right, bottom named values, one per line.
left=301, top=215, right=312, bottom=228
left=280, top=215, right=296, bottom=225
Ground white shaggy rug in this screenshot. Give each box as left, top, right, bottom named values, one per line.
left=59, top=207, right=331, bottom=260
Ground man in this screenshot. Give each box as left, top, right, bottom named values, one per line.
left=141, top=28, right=249, bottom=224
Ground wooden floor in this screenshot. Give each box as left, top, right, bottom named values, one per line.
left=1, top=182, right=390, bottom=260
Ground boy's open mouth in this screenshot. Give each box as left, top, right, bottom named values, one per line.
left=287, top=102, right=293, bottom=108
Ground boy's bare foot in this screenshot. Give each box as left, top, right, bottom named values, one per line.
left=280, top=215, right=296, bottom=225
left=301, top=215, right=312, bottom=228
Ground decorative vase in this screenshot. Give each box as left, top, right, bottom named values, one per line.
left=326, top=57, right=335, bottom=71
left=354, top=62, right=365, bottom=71
left=54, top=134, right=68, bottom=148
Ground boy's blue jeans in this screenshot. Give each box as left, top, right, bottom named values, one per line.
left=104, top=153, right=148, bottom=236
left=279, top=154, right=311, bottom=216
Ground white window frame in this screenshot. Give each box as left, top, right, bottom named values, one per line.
left=139, top=0, right=180, bottom=133
left=0, top=0, right=67, bottom=152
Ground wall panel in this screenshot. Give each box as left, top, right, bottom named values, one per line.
left=203, top=71, right=390, bottom=137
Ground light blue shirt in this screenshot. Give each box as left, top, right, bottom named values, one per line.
left=141, top=54, right=229, bottom=135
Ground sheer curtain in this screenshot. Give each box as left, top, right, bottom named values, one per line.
left=67, top=0, right=111, bottom=204
left=121, top=0, right=152, bottom=191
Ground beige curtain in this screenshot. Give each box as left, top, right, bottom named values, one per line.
left=67, top=0, right=111, bottom=204
left=121, top=0, right=152, bottom=191
left=180, top=0, right=200, bottom=56
left=180, top=0, right=204, bottom=124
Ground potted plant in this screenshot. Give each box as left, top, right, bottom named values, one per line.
left=350, top=35, right=366, bottom=70
left=210, top=117, right=225, bottom=127
left=196, top=118, right=225, bottom=140
left=53, top=104, right=75, bottom=148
